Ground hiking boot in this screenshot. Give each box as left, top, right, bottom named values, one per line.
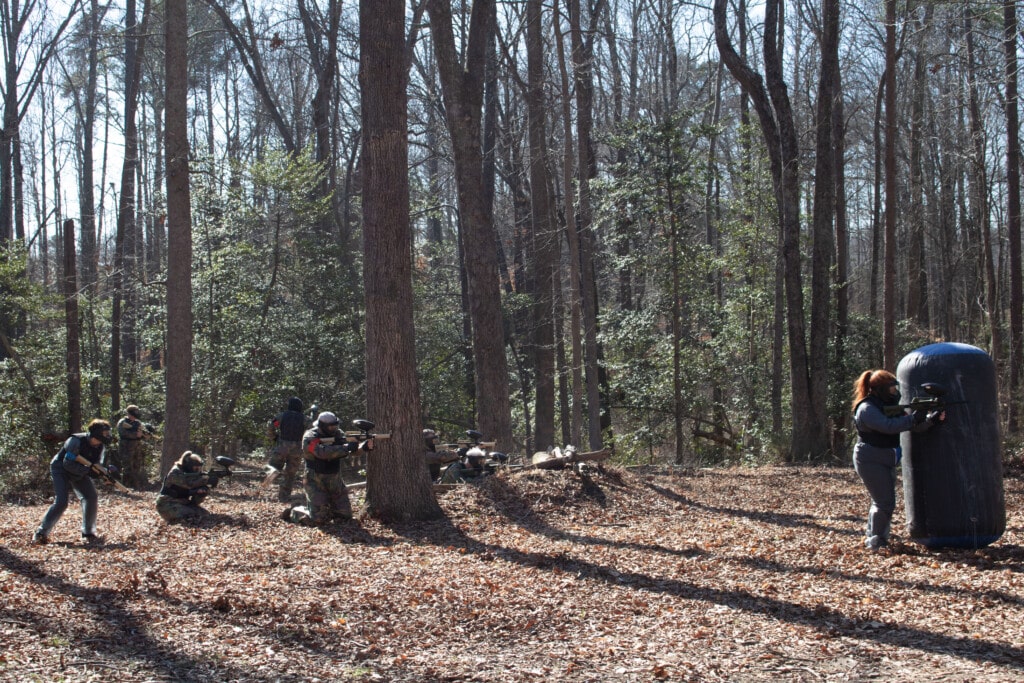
left=82, top=533, right=104, bottom=545
left=32, top=529, right=49, bottom=545
left=280, top=507, right=293, bottom=522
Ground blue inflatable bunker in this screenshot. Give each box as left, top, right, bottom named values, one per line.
left=897, top=342, right=1005, bottom=548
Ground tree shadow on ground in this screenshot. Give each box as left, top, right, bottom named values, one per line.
left=644, top=481, right=863, bottom=532
left=396, top=476, right=1024, bottom=672
left=0, top=546, right=331, bottom=682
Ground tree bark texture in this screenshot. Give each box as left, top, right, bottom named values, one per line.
left=162, top=0, right=193, bottom=474
left=427, top=0, right=513, bottom=450
left=361, top=0, right=443, bottom=522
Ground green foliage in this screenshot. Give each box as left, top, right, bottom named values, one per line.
left=596, top=114, right=789, bottom=466
left=0, top=245, right=69, bottom=496
left=188, top=148, right=365, bottom=450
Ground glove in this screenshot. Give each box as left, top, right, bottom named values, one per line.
left=106, top=464, right=120, bottom=476
left=207, top=473, right=220, bottom=488
left=927, top=410, right=946, bottom=425
left=912, top=410, right=928, bottom=425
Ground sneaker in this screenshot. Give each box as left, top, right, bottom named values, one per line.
left=32, top=529, right=49, bottom=545
left=82, top=533, right=104, bottom=545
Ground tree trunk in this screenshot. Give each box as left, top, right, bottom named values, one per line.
left=810, top=0, right=838, bottom=458
left=714, top=0, right=823, bottom=459
left=965, top=8, right=1001, bottom=365
left=569, top=0, right=605, bottom=450
left=831, top=12, right=850, bottom=455
left=162, top=0, right=193, bottom=474
left=883, top=0, right=897, bottom=369
left=63, top=219, right=82, bottom=433
left=426, top=0, right=512, bottom=449
left=906, top=2, right=932, bottom=326
left=1005, top=0, right=1022, bottom=432
left=361, top=0, right=442, bottom=522
left=112, top=0, right=150, bottom=423
left=526, top=0, right=558, bottom=451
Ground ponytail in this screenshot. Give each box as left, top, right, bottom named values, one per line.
left=851, top=369, right=896, bottom=413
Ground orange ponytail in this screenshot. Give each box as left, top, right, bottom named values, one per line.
left=852, top=369, right=896, bottom=412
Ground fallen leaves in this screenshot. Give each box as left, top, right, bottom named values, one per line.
left=0, top=463, right=1022, bottom=681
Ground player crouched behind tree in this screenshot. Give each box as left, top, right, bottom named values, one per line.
left=156, top=451, right=220, bottom=523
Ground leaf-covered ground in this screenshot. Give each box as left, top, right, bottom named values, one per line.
left=1, top=462, right=1022, bottom=682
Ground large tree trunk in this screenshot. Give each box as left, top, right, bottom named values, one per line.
left=526, top=0, right=557, bottom=452
left=810, top=0, right=838, bottom=458
left=426, top=0, right=512, bottom=449
left=569, top=0, right=605, bottom=450
left=162, top=0, right=193, bottom=474
left=361, top=0, right=442, bottom=522
left=883, top=0, right=897, bottom=369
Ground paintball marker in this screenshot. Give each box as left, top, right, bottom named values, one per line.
left=883, top=382, right=967, bottom=417
left=75, top=455, right=131, bottom=493
left=344, top=419, right=391, bottom=448
left=205, top=456, right=254, bottom=486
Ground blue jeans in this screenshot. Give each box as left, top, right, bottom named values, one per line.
left=38, top=457, right=98, bottom=536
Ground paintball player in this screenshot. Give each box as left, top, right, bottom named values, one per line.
left=116, top=404, right=154, bottom=488
left=284, top=411, right=373, bottom=525
left=851, top=369, right=945, bottom=551
left=155, top=451, right=220, bottom=523
left=266, top=397, right=308, bottom=502
left=439, top=445, right=488, bottom=483
left=33, top=419, right=115, bottom=545
left=423, top=428, right=460, bottom=481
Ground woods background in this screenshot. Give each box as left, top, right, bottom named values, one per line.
left=0, top=0, right=1021, bottom=497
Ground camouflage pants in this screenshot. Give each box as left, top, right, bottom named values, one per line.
left=120, top=439, right=148, bottom=489
left=268, top=440, right=303, bottom=503
left=289, top=470, right=351, bottom=525
left=156, top=495, right=208, bottom=523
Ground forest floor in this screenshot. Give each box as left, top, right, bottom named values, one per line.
left=1, top=460, right=1022, bottom=682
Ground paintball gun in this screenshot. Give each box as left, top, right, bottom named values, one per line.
left=344, top=419, right=391, bottom=447
left=205, top=456, right=254, bottom=486
left=75, top=455, right=131, bottom=493
left=883, top=382, right=967, bottom=417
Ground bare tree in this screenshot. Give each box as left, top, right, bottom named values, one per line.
left=714, top=0, right=827, bottom=459
left=0, top=0, right=80, bottom=243
left=426, top=0, right=512, bottom=449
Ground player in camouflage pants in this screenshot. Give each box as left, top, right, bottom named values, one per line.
left=286, top=411, right=374, bottom=525
left=156, top=451, right=217, bottom=522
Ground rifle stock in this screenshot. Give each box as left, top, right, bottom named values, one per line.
left=76, top=455, right=131, bottom=493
